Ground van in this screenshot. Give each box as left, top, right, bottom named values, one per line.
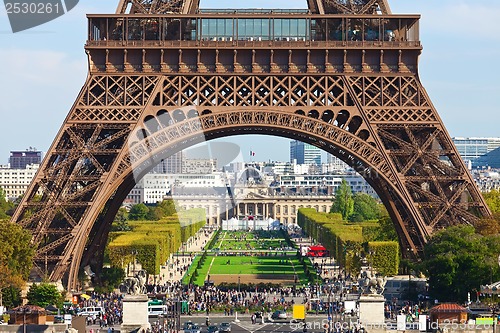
left=78, top=306, right=105, bottom=316
left=148, top=305, right=168, bottom=317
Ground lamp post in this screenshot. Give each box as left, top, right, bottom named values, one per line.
left=158, top=314, right=164, bottom=333
left=132, top=249, right=138, bottom=275
left=238, top=276, right=241, bottom=293
left=22, top=307, right=31, bottom=333
left=327, top=285, right=332, bottom=333
left=406, top=247, right=412, bottom=305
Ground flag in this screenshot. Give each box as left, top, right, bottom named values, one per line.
left=250, top=151, right=255, bottom=156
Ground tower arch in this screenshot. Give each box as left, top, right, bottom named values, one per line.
left=12, top=0, right=490, bottom=290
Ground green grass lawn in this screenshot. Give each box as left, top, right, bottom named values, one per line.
left=182, top=255, right=201, bottom=284
left=216, top=239, right=289, bottom=251
left=188, top=229, right=316, bottom=286
left=192, top=255, right=313, bottom=285
left=208, top=256, right=297, bottom=274
left=211, top=230, right=294, bottom=251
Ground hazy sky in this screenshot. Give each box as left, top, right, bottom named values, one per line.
left=1, top=0, right=499, bottom=164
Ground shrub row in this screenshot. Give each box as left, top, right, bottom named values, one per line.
left=368, top=241, right=399, bottom=276
left=297, top=208, right=400, bottom=276
left=297, top=208, right=363, bottom=266
left=179, top=209, right=207, bottom=243
left=107, top=210, right=205, bottom=275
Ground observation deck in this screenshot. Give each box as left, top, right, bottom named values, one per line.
left=85, top=10, right=421, bottom=74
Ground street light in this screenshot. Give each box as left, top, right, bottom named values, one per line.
left=158, top=314, right=164, bottom=333
left=327, top=285, right=332, bottom=333
left=131, top=249, right=138, bottom=275
left=238, top=276, right=241, bottom=294
left=22, top=307, right=31, bottom=333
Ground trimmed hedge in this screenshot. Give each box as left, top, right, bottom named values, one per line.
left=107, top=210, right=205, bottom=275
left=297, top=208, right=364, bottom=266
left=297, top=209, right=400, bottom=276
left=179, top=209, right=207, bottom=243
left=368, top=241, right=399, bottom=276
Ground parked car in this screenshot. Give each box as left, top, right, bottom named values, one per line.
left=207, top=325, right=220, bottom=333
left=185, top=324, right=201, bottom=333
left=219, top=322, right=231, bottom=332
left=271, top=310, right=287, bottom=320
left=183, top=321, right=201, bottom=333
left=77, top=306, right=105, bottom=317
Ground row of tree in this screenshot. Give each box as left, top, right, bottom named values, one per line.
left=330, top=179, right=382, bottom=221
left=113, top=199, right=178, bottom=231
left=0, top=219, right=34, bottom=307
left=0, top=189, right=15, bottom=219
left=329, top=180, right=500, bottom=303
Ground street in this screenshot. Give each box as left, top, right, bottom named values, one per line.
left=86, top=315, right=340, bottom=332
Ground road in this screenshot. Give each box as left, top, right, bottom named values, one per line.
left=85, top=315, right=344, bottom=332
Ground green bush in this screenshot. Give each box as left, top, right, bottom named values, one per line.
left=27, top=283, right=64, bottom=308
left=297, top=208, right=364, bottom=266
left=368, top=241, right=399, bottom=276
left=107, top=209, right=205, bottom=275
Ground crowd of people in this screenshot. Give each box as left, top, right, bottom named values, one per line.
left=65, top=292, right=123, bottom=329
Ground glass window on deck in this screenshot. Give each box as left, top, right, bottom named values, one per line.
left=127, top=18, right=143, bottom=40
left=109, top=19, right=124, bottom=41
left=237, top=19, right=270, bottom=41
left=325, top=18, right=343, bottom=41
left=362, top=18, right=382, bottom=41
left=273, top=18, right=308, bottom=41
left=163, top=18, right=181, bottom=40
left=201, top=18, right=234, bottom=41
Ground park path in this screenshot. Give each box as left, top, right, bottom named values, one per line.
left=153, top=227, right=216, bottom=284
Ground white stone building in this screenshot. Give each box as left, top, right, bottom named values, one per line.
left=0, top=164, right=40, bottom=200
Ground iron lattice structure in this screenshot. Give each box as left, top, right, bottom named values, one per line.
left=12, top=0, right=490, bottom=290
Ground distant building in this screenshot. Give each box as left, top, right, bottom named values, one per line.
left=290, top=140, right=321, bottom=165
left=453, top=137, right=500, bottom=167
left=182, top=158, right=217, bottom=174
left=265, top=161, right=295, bottom=175
left=9, top=148, right=43, bottom=169
left=325, top=154, right=349, bottom=172
left=277, top=174, right=376, bottom=197
left=126, top=172, right=228, bottom=204
left=0, top=164, right=40, bottom=200
left=472, top=169, right=500, bottom=192
left=475, top=147, right=500, bottom=169
left=151, top=151, right=184, bottom=173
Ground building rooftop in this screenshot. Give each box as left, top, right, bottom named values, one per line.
left=430, top=303, right=469, bottom=313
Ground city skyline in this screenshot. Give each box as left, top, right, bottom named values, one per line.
left=1, top=0, right=499, bottom=163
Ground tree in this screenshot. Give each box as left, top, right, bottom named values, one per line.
left=476, top=214, right=500, bottom=236
left=26, top=283, right=64, bottom=308
left=146, top=206, right=162, bottom=221
left=377, top=216, right=398, bottom=241
left=157, top=199, right=177, bottom=217
left=483, top=189, right=500, bottom=214
left=96, top=267, right=125, bottom=293
left=350, top=193, right=381, bottom=222
left=0, top=265, right=24, bottom=307
left=0, top=220, right=34, bottom=306
left=0, top=189, right=14, bottom=219
left=113, top=207, right=131, bottom=231
left=330, top=179, right=354, bottom=220
left=128, top=203, right=149, bottom=220
left=1, top=286, right=21, bottom=308
left=422, top=225, right=500, bottom=302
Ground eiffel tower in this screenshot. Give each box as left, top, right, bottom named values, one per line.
left=12, top=0, right=491, bottom=290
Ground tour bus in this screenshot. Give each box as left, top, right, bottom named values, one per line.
left=148, top=304, right=168, bottom=317
left=306, top=245, right=329, bottom=257
left=148, top=300, right=168, bottom=317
